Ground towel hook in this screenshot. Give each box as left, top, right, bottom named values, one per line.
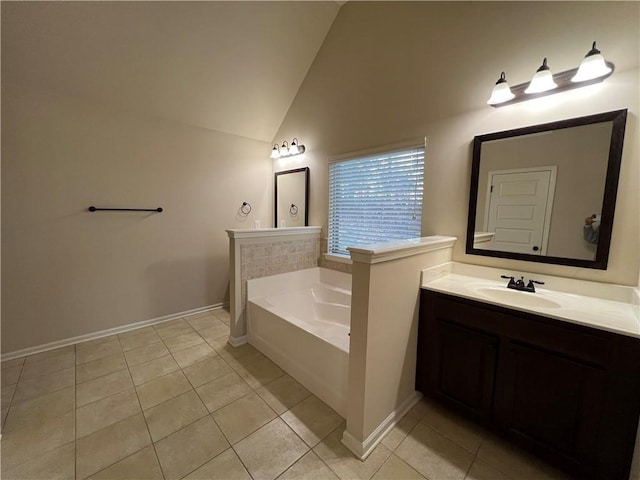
left=289, top=204, right=298, bottom=215
left=240, top=202, right=252, bottom=215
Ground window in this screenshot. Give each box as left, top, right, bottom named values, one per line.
left=328, top=144, right=425, bottom=256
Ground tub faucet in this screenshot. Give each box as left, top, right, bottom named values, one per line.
left=501, top=275, right=545, bottom=293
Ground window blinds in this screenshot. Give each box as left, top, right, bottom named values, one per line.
left=328, top=145, right=425, bottom=256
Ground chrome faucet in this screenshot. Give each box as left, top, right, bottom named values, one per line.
left=501, top=275, right=545, bottom=293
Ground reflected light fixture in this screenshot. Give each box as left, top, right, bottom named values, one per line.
left=524, top=58, right=558, bottom=94
left=488, top=41, right=614, bottom=108
left=270, top=138, right=306, bottom=159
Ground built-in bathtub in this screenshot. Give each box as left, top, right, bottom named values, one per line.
left=247, top=267, right=351, bottom=417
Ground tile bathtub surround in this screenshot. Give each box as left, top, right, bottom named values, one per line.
left=0, top=306, right=572, bottom=480
left=237, top=237, right=321, bottom=334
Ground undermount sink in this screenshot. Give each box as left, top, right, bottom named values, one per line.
left=475, top=287, right=562, bottom=309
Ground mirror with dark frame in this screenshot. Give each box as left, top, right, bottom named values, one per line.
left=275, top=167, right=309, bottom=228
left=466, top=109, right=627, bottom=270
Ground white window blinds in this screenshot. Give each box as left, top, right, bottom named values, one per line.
left=328, top=145, right=425, bottom=256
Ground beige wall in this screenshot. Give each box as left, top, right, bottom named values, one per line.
left=475, top=121, right=612, bottom=260
left=2, top=84, right=272, bottom=353
left=274, top=1, right=640, bottom=285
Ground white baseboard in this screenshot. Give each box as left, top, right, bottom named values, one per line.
left=1, top=303, right=227, bottom=361
left=341, top=391, right=423, bottom=460
left=228, top=335, right=248, bottom=347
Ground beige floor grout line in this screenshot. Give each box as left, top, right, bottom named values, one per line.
left=5, top=308, right=350, bottom=480
left=82, top=444, right=155, bottom=480
left=140, top=315, right=239, bottom=469
left=75, top=352, right=128, bottom=382
left=176, top=323, right=314, bottom=479
left=2, top=360, right=25, bottom=432
left=114, top=333, right=168, bottom=480
left=1, top=311, right=228, bottom=479
left=1, top=346, right=78, bottom=477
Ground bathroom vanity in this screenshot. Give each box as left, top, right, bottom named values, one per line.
left=417, top=266, right=640, bottom=480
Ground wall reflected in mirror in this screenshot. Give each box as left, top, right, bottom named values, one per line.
left=466, top=109, right=627, bottom=270
left=275, top=167, right=309, bottom=227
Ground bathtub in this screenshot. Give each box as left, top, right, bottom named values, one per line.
left=247, top=267, right=351, bottom=417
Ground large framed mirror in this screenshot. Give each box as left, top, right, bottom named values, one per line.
left=275, top=167, right=309, bottom=227
left=466, top=109, right=627, bottom=270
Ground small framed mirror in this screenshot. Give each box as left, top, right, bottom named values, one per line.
left=466, top=109, right=627, bottom=270
left=275, top=167, right=309, bottom=227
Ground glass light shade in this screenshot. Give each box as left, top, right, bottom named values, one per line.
left=280, top=141, right=289, bottom=157
left=487, top=72, right=515, bottom=105
left=270, top=144, right=280, bottom=159
left=525, top=58, right=557, bottom=94
left=289, top=139, right=299, bottom=155
left=571, top=43, right=612, bottom=82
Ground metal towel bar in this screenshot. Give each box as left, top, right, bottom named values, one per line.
left=88, top=206, right=163, bottom=212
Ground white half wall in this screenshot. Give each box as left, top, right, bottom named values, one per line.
left=344, top=236, right=456, bottom=458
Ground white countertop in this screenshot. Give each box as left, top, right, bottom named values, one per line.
left=421, top=263, right=640, bottom=339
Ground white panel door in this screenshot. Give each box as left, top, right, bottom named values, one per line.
left=485, top=168, right=556, bottom=255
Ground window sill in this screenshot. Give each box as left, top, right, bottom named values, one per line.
left=323, top=253, right=353, bottom=265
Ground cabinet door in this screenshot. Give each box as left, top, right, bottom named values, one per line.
left=430, top=320, right=498, bottom=421
left=496, top=341, right=606, bottom=469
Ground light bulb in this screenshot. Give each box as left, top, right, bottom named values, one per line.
left=571, top=42, right=612, bottom=82
left=289, top=139, right=299, bottom=155
left=487, top=72, right=515, bottom=105
left=525, top=58, right=558, bottom=94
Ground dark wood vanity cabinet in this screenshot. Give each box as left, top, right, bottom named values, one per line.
left=416, top=290, right=640, bottom=480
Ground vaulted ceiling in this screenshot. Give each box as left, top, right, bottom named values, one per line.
left=1, top=1, right=341, bottom=142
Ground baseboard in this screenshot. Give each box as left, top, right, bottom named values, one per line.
left=1, top=303, right=227, bottom=361
left=341, top=390, right=423, bottom=460
left=228, top=335, right=248, bottom=347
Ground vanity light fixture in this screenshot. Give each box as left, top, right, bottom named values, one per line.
left=488, top=41, right=614, bottom=108
left=270, top=138, right=306, bottom=159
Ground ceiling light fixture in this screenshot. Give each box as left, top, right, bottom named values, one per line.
left=270, top=138, right=306, bottom=158
left=488, top=41, right=614, bottom=108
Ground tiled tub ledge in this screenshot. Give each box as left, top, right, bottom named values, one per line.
left=226, top=227, right=322, bottom=239
left=347, top=235, right=457, bottom=264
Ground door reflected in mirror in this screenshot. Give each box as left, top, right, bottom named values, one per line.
left=275, top=167, right=309, bottom=228
left=467, top=109, right=627, bottom=270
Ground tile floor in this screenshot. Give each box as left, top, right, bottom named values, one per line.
left=0, top=308, right=571, bottom=480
